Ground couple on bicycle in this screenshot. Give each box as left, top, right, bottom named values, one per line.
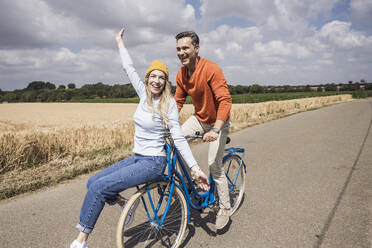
left=70, top=27, right=232, bottom=248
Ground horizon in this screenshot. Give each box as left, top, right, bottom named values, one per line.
left=2, top=79, right=370, bottom=93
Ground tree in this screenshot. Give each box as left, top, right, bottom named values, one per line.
left=283, top=85, right=293, bottom=92
left=45, top=82, right=56, bottom=90
left=354, top=82, right=360, bottom=90
left=325, top=83, right=337, bottom=91
left=68, top=83, right=76, bottom=89
left=122, top=84, right=136, bottom=97
left=58, top=85, right=66, bottom=89
left=26, top=81, right=46, bottom=90
left=365, top=83, right=372, bottom=90
left=26, top=81, right=56, bottom=90
left=250, top=84, right=264, bottom=94
left=4, top=92, right=17, bottom=102
left=235, top=85, right=249, bottom=94
left=55, top=90, right=67, bottom=101
left=20, top=91, right=38, bottom=102
left=65, top=90, right=73, bottom=100
left=37, top=89, right=50, bottom=102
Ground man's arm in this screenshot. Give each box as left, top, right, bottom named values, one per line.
left=209, top=65, right=232, bottom=123
left=203, top=64, right=232, bottom=142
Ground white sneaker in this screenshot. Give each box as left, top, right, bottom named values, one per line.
left=119, top=198, right=140, bottom=226
left=70, top=240, right=88, bottom=248
left=215, top=208, right=231, bottom=230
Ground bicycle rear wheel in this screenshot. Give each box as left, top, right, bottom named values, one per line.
left=116, top=181, right=188, bottom=248
left=224, top=155, right=245, bottom=215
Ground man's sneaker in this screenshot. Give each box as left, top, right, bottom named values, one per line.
left=70, top=240, right=88, bottom=248
left=120, top=198, right=140, bottom=226
left=215, top=208, right=231, bottom=230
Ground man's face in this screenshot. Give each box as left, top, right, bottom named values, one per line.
left=176, top=37, right=199, bottom=67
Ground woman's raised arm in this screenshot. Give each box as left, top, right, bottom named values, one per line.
left=116, top=28, right=146, bottom=97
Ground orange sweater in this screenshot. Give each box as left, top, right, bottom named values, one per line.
left=174, top=57, right=232, bottom=125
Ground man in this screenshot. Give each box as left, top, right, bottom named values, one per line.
left=174, top=31, right=232, bottom=230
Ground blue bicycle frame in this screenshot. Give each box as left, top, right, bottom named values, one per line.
left=139, top=139, right=246, bottom=228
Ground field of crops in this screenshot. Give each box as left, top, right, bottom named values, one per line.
left=0, top=94, right=353, bottom=199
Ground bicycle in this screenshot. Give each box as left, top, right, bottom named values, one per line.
left=116, top=133, right=247, bottom=248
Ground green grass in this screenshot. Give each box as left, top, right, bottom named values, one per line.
left=229, top=91, right=355, bottom=104
left=64, top=91, right=368, bottom=104
left=352, top=90, right=372, bottom=98
left=68, top=97, right=140, bottom=103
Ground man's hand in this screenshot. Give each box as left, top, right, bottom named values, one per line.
left=203, top=129, right=219, bottom=142
left=190, top=165, right=210, bottom=191
left=203, top=120, right=224, bottom=142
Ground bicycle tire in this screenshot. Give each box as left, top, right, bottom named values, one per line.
left=116, top=181, right=188, bottom=248
left=224, top=155, right=246, bottom=215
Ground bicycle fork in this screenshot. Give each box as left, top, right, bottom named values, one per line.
left=142, top=179, right=176, bottom=229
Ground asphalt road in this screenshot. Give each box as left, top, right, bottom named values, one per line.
left=1, top=99, right=371, bottom=248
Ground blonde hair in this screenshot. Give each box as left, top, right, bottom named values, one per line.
left=145, top=75, right=172, bottom=127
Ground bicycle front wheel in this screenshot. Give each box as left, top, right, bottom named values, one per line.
left=224, top=155, right=246, bottom=215
left=116, top=181, right=188, bottom=248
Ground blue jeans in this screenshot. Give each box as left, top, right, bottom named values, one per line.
left=76, top=154, right=166, bottom=234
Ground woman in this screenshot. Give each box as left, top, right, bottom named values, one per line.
left=70, top=28, right=210, bottom=248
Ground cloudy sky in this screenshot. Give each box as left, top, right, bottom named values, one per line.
left=0, top=0, right=371, bottom=91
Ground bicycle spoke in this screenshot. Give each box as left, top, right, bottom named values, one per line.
left=117, top=182, right=187, bottom=248
left=224, top=155, right=246, bottom=215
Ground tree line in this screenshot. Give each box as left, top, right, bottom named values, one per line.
left=1, top=80, right=371, bottom=103
left=0, top=81, right=137, bottom=103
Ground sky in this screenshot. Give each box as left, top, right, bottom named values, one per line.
left=0, top=0, right=372, bottom=91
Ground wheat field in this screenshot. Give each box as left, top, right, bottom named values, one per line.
left=0, top=95, right=353, bottom=199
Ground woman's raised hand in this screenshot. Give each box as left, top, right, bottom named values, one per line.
left=116, top=28, right=125, bottom=49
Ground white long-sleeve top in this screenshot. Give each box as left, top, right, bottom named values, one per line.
left=119, top=48, right=197, bottom=168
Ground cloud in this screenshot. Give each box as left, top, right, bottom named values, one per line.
left=350, top=0, right=372, bottom=30
left=0, top=47, right=121, bottom=89
left=0, top=0, right=198, bottom=90
left=200, top=0, right=275, bottom=25
left=317, top=21, right=372, bottom=49
left=0, top=0, right=197, bottom=50
left=0, top=0, right=371, bottom=91
left=0, top=0, right=81, bottom=49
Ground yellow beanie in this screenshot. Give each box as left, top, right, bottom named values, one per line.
left=145, top=60, right=169, bottom=79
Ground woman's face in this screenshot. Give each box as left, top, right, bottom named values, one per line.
left=147, top=70, right=166, bottom=97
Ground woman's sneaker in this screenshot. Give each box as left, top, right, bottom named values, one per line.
left=70, top=240, right=88, bottom=248
left=119, top=198, right=140, bottom=226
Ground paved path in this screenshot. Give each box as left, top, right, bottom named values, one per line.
left=1, top=99, right=371, bottom=248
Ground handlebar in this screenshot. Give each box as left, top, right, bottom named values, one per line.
left=185, top=131, right=231, bottom=144
left=184, top=131, right=203, bottom=140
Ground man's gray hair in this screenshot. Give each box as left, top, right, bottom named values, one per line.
left=175, top=31, right=199, bottom=47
